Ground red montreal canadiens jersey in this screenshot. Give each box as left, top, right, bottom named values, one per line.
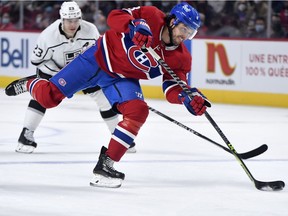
left=95, top=6, right=192, bottom=103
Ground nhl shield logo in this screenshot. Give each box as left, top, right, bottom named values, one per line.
left=58, top=78, right=67, bottom=87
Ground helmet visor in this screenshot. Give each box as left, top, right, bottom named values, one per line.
left=179, top=24, right=198, bottom=40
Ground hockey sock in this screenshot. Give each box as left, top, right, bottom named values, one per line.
left=28, top=79, right=65, bottom=108
left=100, top=109, right=119, bottom=134
left=106, top=100, right=148, bottom=161
left=87, top=87, right=119, bottom=134
left=23, top=100, right=46, bottom=131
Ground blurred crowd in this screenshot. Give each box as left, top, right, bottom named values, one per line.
left=0, top=0, right=288, bottom=38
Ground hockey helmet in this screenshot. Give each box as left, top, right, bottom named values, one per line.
left=59, top=1, right=82, bottom=20
left=170, top=2, right=200, bottom=39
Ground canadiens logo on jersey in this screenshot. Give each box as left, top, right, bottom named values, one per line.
left=127, top=46, right=159, bottom=75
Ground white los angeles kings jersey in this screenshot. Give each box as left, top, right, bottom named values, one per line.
left=31, top=19, right=100, bottom=76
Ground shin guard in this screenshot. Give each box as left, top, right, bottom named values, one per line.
left=106, top=100, right=149, bottom=161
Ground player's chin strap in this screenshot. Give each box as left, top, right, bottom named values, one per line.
left=166, top=24, right=175, bottom=46
left=165, top=15, right=176, bottom=47
left=143, top=46, right=285, bottom=191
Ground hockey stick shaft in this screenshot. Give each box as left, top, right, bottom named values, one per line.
left=146, top=47, right=255, bottom=180
left=148, top=106, right=267, bottom=159
left=146, top=47, right=284, bottom=190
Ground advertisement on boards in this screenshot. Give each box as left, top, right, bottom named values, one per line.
left=1, top=32, right=287, bottom=106
left=0, top=31, right=38, bottom=77
left=191, top=38, right=288, bottom=94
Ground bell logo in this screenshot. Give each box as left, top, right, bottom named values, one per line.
left=206, top=43, right=235, bottom=76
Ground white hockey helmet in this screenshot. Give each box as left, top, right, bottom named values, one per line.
left=59, top=1, right=82, bottom=20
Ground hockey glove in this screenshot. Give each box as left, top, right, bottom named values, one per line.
left=129, top=19, right=153, bottom=48
left=179, top=88, right=211, bottom=116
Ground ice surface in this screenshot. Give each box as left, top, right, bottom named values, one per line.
left=0, top=91, right=287, bottom=216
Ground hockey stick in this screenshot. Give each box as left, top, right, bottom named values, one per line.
left=145, top=47, right=285, bottom=191
left=148, top=106, right=267, bottom=160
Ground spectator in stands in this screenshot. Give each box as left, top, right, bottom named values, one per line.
left=98, top=0, right=118, bottom=17
left=81, top=1, right=98, bottom=23
left=23, top=2, right=42, bottom=30
left=234, top=0, right=255, bottom=37
left=196, top=12, right=208, bottom=36
left=234, top=0, right=253, bottom=22
left=93, top=10, right=108, bottom=35
left=0, top=1, right=14, bottom=14
left=191, top=0, right=214, bottom=30
left=272, top=0, right=285, bottom=14
left=253, top=0, right=268, bottom=19
left=248, top=17, right=267, bottom=38
left=156, top=1, right=176, bottom=13
left=207, top=1, right=226, bottom=15
left=279, top=1, right=288, bottom=37
left=211, top=14, right=242, bottom=37
left=204, top=14, right=222, bottom=36
left=270, top=13, right=286, bottom=38
left=32, top=14, right=51, bottom=30
left=0, top=12, right=17, bottom=30
left=244, top=19, right=256, bottom=38
left=2, top=0, right=288, bottom=39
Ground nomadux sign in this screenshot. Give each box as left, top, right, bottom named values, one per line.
left=191, top=38, right=288, bottom=95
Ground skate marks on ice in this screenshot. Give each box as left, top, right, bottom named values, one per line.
left=0, top=93, right=287, bottom=216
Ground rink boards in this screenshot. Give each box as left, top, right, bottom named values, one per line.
left=0, top=32, right=287, bottom=107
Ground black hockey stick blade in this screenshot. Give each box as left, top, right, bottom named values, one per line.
left=238, top=144, right=268, bottom=159
left=255, top=180, right=285, bottom=191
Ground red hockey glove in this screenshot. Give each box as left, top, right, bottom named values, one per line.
left=179, top=88, right=211, bottom=116
left=129, top=19, right=153, bottom=48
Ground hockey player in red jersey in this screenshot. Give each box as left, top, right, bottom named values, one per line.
left=6, top=2, right=211, bottom=188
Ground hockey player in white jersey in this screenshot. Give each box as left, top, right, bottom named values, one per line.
left=16, top=1, right=136, bottom=153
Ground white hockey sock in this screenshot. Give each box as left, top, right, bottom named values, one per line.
left=102, top=114, right=119, bottom=134
left=89, top=88, right=120, bottom=134
left=23, top=107, right=45, bottom=131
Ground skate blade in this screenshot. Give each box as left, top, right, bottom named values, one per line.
left=15, top=144, right=35, bottom=154
left=90, top=174, right=122, bottom=188
left=126, top=146, right=136, bottom=153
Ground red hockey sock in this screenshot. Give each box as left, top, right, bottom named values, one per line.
left=28, top=79, right=65, bottom=108
left=106, top=140, right=128, bottom=162
left=106, top=100, right=149, bottom=161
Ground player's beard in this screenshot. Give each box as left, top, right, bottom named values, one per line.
left=171, top=35, right=184, bottom=46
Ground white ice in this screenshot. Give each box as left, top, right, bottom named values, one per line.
left=0, top=91, right=287, bottom=216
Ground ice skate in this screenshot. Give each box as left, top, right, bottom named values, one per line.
left=5, top=75, right=37, bottom=96
left=15, top=128, right=37, bottom=153
left=90, top=146, right=125, bottom=188
left=126, top=142, right=137, bottom=153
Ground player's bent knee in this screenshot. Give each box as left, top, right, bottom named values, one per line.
left=117, top=100, right=148, bottom=134
left=133, top=100, right=149, bottom=123
left=32, top=81, right=65, bottom=109
left=28, top=99, right=46, bottom=113
left=117, top=99, right=149, bottom=124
